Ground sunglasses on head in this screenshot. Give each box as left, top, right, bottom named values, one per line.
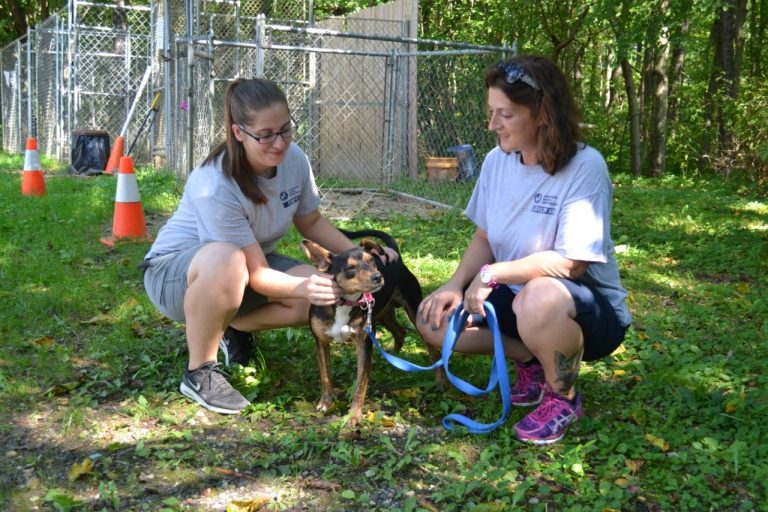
left=496, top=60, right=540, bottom=90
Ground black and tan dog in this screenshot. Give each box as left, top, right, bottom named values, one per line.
left=301, top=228, right=438, bottom=428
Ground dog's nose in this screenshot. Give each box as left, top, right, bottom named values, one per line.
left=372, top=272, right=383, bottom=283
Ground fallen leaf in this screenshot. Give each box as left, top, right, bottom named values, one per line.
left=80, top=313, right=113, bottom=325
left=225, top=497, right=270, bottom=512
left=305, top=479, right=340, bottom=491
left=470, top=503, right=509, bottom=512
left=645, top=433, right=669, bottom=452
left=30, top=335, right=55, bottom=348
left=627, top=408, right=646, bottom=425
left=614, top=477, right=629, bottom=487
left=45, top=380, right=82, bottom=396
left=625, top=459, right=644, bottom=474
left=416, top=495, right=440, bottom=512
left=392, top=387, right=421, bottom=399
left=734, top=282, right=750, bottom=294
left=67, top=458, right=93, bottom=481
left=724, top=399, right=739, bottom=413
left=613, top=369, right=626, bottom=377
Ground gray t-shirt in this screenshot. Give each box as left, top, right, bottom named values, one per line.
left=465, top=145, right=631, bottom=327
left=146, top=142, right=321, bottom=258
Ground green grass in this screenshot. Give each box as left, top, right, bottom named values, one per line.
left=1, top=152, right=767, bottom=511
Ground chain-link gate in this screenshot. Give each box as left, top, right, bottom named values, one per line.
left=2, top=0, right=509, bottom=210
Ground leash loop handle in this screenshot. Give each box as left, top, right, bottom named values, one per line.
left=440, top=302, right=511, bottom=434
left=368, top=301, right=511, bottom=434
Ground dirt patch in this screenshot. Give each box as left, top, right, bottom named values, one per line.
left=319, top=189, right=448, bottom=221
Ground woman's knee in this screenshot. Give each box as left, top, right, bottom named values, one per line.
left=189, top=243, right=248, bottom=298
left=513, top=277, right=575, bottom=325
left=416, top=321, right=445, bottom=347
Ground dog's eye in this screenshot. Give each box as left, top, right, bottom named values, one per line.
left=343, top=269, right=356, bottom=279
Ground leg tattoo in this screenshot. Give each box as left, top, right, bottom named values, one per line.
left=553, top=350, right=582, bottom=394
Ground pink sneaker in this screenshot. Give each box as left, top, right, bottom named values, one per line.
left=514, top=390, right=584, bottom=445
left=510, top=360, right=545, bottom=407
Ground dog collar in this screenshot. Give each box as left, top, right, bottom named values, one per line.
left=338, top=292, right=375, bottom=308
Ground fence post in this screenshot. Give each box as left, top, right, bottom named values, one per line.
left=16, top=39, right=23, bottom=152
left=255, top=14, right=265, bottom=78
left=185, top=0, right=195, bottom=179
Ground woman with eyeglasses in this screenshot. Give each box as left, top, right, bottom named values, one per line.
left=417, top=55, right=630, bottom=444
left=141, top=78, right=378, bottom=414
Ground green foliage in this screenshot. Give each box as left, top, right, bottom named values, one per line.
left=313, top=0, right=389, bottom=18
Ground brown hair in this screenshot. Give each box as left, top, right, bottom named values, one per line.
left=485, top=55, right=582, bottom=174
left=203, top=78, right=289, bottom=204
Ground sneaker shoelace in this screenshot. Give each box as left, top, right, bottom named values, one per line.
left=514, top=361, right=541, bottom=391
left=197, top=363, right=231, bottom=393
left=527, top=392, right=568, bottom=422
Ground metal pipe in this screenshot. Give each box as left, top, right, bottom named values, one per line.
left=119, top=65, right=153, bottom=137
left=185, top=0, right=195, bottom=180
left=26, top=26, right=32, bottom=137
left=185, top=37, right=499, bottom=59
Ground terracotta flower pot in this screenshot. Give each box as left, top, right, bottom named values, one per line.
left=425, top=156, right=458, bottom=182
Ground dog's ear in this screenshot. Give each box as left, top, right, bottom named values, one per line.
left=360, top=238, right=385, bottom=255
left=301, top=239, right=334, bottom=272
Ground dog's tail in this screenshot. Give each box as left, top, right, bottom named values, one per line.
left=339, top=228, right=400, bottom=253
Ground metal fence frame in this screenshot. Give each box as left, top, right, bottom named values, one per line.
left=2, top=0, right=509, bottom=207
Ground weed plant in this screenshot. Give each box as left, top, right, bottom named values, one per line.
left=1, top=152, right=766, bottom=510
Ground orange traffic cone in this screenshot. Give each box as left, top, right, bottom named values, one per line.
left=21, top=137, right=46, bottom=196
left=104, top=135, right=125, bottom=175
left=100, top=156, right=148, bottom=246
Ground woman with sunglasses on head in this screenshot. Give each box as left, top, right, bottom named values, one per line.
left=142, top=78, right=389, bottom=414
left=417, top=55, right=630, bottom=444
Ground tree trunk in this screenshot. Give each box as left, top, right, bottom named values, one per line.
left=649, top=16, right=671, bottom=177
left=667, top=18, right=688, bottom=124
left=640, top=43, right=654, bottom=173
left=747, top=0, right=767, bottom=76
left=114, top=0, right=129, bottom=55
left=621, top=58, right=642, bottom=176
left=6, top=0, right=28, bottom=38
left=667, top=0, right=692, bottom=125
left=707, top=0, right=747, bottom=150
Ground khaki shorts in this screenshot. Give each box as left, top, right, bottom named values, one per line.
left=142, top=244, right=303, bottom=324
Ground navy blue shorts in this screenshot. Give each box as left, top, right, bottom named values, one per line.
left=484, top=279, right=627, bottom=361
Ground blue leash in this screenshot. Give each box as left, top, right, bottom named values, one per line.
left=367, top=301, right=511, bottom=434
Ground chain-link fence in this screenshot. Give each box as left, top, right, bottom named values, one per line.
left=1, top=2, right=155, bottom=164
left=2, top=0, right=509, bottom=209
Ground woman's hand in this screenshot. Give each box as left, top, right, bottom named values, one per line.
left=304, top=273, right=342, bottom=306
left=370, top=246, right=399, bottom=264
left=417, top=284, right=463, bottom=331
left=463, top=276, right=493, bottom=318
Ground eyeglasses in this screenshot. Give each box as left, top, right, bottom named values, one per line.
left=237, top=119, right=295, bottom=145
left=496, top=61, right=540, bottom=90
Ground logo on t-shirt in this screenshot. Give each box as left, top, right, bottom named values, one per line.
left=531, top=193, right=558, bottom=215
left=281, top=186, right=301, bottom=208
